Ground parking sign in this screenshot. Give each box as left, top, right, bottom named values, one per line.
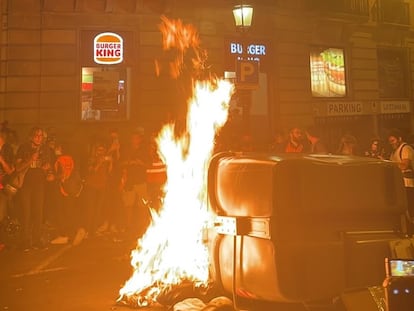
left=236, top=60, right=259, bottom=89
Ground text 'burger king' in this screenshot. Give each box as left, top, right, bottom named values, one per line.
left=94, top=32, right=123, bottom=64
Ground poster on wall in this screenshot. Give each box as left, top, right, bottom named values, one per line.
left=92, top=71, right=119, bottom=110
left=310, top=47, right=347, bottom=97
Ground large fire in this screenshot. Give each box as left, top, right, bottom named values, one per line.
left=118, top=16, right=234, bottom=307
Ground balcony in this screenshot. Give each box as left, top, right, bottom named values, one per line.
left=307, top=0, right=370, bottom=22
left=374, top=0, right=410, bottom=27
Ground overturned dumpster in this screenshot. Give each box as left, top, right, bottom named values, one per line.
left=208, top=153, right=407, bottom=305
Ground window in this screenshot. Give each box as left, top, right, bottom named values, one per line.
left=80, top=30, right=134, bottom=122
left=377, top=48, right=409, bottom=99
left=81, top=67, right=130, bottom=121
left=310, top=47, right=347, bottom=97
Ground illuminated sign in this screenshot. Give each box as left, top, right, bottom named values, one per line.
left=310, top=47, right=346, bottom=97
left=236, top=60, right=259, bottom=89
left=94, top=32, right=123, bottom=65
left=224, top=38, right=269, bottom=71
left=230, top=43, right=266, bottom=58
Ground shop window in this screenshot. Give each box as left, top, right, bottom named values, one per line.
left=377, top=48, right=409, bottom=99
left=310, top=46, right=347, bottom=98
left=81, top=67, right=130, bottom=121
left=80, top=30, right=134, bottom=122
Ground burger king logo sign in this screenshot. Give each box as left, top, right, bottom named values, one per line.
left=94, top=32, right=123, bottom=65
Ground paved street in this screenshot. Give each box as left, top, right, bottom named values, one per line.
left=0, top=231, right=373, bottom=311
left=0, top=232, right=168, bottom=311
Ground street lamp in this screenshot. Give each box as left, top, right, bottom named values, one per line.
left=232, top=2, right=254, bottom=140
left=232, top=3, right=253, bottom=31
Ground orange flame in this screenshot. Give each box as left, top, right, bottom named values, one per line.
left=157, top=15, right=207, bottom=78
left=118, top=16, right=234, bottom=307
left=119, top=79, right=234, bottom=307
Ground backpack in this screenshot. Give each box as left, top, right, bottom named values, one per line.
left=399, top=143, right=414, bottom=179
left=55, top=155, right=84, bottom=197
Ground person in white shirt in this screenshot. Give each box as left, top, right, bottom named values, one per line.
left=389, top=129, right=414, bottom=187
left=388, top=128, right=414, bottom=234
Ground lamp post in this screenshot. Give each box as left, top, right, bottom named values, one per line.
left=232, top=3, right=253, bottom=31
left=232, top=2, right=254, bottom=138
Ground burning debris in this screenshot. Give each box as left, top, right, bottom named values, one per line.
left=173, top=296, right=234, bottom=311
left=118, top=281, right=228, bottom=309
left=117, top=16, right=234, bottom=309
left=155, top=15, right=208, bottom=79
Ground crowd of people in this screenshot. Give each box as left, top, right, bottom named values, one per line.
left=266, top=125, right=413, bottom=160
left=1, top=122, right=414, bottom=251
left=0, top=124, right=166, bottom=251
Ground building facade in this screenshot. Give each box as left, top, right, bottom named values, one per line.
left=0, top=0, right=413, bottom=151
